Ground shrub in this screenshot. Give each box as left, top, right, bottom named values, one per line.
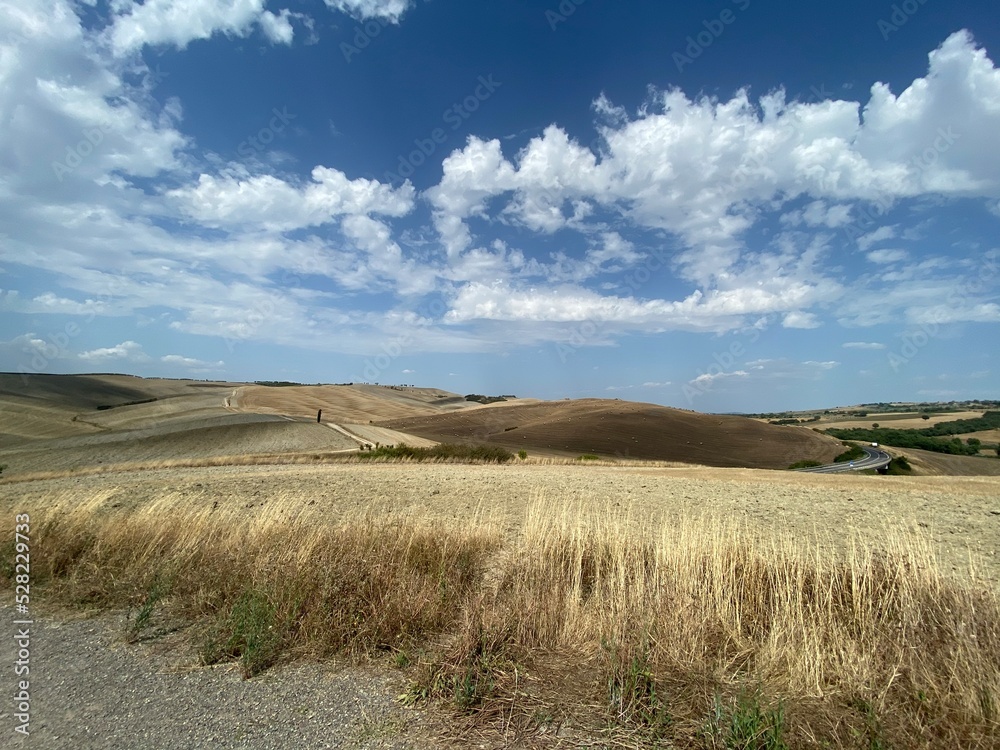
left=355, top=443, right=513, bottom=463
left=787, top=460, right=822, bottom=470
left=833, top=443, right=866, bottom=463
left=517, top=450, right=527, bottom=460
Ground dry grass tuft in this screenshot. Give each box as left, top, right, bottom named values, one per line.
left=3, top=491, right=998, bottom=747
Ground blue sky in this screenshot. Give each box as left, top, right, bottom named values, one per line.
left=1, top=0, right=999, bottom=412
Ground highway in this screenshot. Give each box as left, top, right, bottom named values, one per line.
left=796, top=445, right=892, bottom=474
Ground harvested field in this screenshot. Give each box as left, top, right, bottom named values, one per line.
left=0, top=417, right=357, bottom=475
left=883, top=445, right=1000, bottom=476
left=816, top=410, right=985, bottom=429
left=381, top=398, right=844, bottom=468
left=4, top=462, right=997, bottom=584
left=3, top=463, right=999, bottom=748
left=236, top=384, right=490, bottom=422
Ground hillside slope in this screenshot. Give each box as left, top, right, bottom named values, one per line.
left=380, top=398, right=844, bottom=469
left=236, top=383, right=493, bottom=422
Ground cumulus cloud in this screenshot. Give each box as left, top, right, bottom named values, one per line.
left=169, top=167, right=415, bottom=231
left=782, top=311, right=821, bottom=329
left=108, top=0, right=277, bottom=55
left=79, top=340, right=150, bottom=362
left=428, top=30, right=1000, bottom=290
left=2, top=7, right=997, bottom=366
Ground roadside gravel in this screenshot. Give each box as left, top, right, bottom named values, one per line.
left=0, top=604, right=441, bottom=750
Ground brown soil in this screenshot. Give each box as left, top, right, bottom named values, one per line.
left=380, top=398, right=844, bottom=469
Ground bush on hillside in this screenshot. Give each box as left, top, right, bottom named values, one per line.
left=355, top=443, right=513, bottom=463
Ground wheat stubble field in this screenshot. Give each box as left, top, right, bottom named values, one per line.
left=2, top=375, right=1000, bottom=748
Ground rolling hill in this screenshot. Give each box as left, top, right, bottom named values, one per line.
left=379, top=398, right=844, bottom=469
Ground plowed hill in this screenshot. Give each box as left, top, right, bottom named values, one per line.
left=380, top=398, right=844, bottom=469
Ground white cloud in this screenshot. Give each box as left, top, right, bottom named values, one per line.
left=690, top=370, right=748, bottom=385
left=169, top=167, right=415, bottom=231
left=323, top=0, right=411, bottom=22
left=445, top=279, right=833, bottom=333
left=842, top=341, right=886, bottom=350
left=108, top=0, right=288, bottom=56
left=257, top=9, right=295, bottom=44
left=161, top=354, right=225, bottom=370
left=857, top=226, right=897, bottom=251
left=782, top=311, right=821, bottom=329
left=428, top=31, right=1000, bottom=292
left=867, top=248, right=908, bottom=264
left=789, top=200, right=853, bottom=228
left=79, top=340, right=150, bottom=362
left=909, top=302, right=1000, bottom=324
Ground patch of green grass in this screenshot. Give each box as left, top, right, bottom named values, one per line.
left=125, top=575, right=171, bottom=643
left=201, top=589, right=286, bottom=678
left=602, top=638, right=672, bottom=737
left=578, top=454, right=600, bottom=461
left=517, top=449, right=527, bottom=460
left=703, top=691, right=789, bottom=750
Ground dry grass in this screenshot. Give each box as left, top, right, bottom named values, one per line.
left=3, top=490, right=998, bottom=748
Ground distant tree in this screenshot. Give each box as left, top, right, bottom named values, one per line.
left=967, top=438, right=982, bottom=448
left=921, top=414, right=931, bottom=420
left=872, top=423, right=879, bottom=429
left=995, top=445, right=1000, bottom=457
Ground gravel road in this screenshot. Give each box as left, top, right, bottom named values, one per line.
left=0, top=605, right=441, bottom=750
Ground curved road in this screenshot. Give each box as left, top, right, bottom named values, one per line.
left=797, top=445, right=892, bottom=474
